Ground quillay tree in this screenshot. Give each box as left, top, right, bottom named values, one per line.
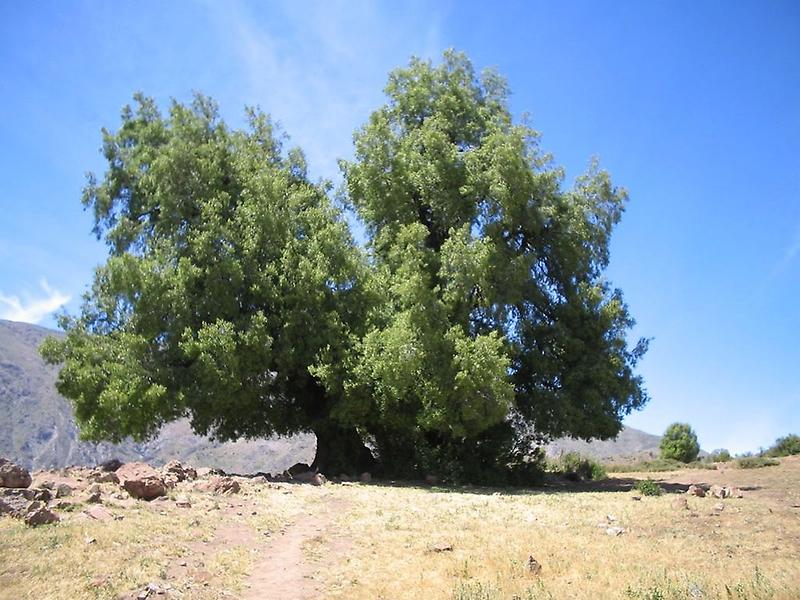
left=42, top=52, right=648, bottom=483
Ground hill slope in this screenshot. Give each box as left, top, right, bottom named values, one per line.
left=0, top=319, right=661, bottom=471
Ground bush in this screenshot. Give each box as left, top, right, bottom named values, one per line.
left=607, top=458, right=715, bottom=473
left=551, top=452, right=607, bottom=481
left=736, top=456, right=779, bottom=469
left=707, top=448, right=732, bottom=462
left=766, top=434, right=800, bottom=457
left=633, top=478, right=662, bottom=496
left=659, top=423, right=700, bottom=463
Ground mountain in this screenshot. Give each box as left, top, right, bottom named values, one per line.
left=0, top=319, right=662, bottom=472
left=0, top=319, right=314, bottom=473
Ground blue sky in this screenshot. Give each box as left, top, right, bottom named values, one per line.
left=1, top=1, right=798, bottom=453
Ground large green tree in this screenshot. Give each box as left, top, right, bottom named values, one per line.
left=43, top=52, right=648, bottom=482
left=40, top=94, right=375, bottom=473
left=334, top=51, right=648, bottom=479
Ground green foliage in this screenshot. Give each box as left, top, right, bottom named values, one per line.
left=766, top=434, right=800, bottom=457
left=633, top=478, right=662, bottom=496
left=736, top=456, right=779, bottom=469
left=41, top=52, right=648, bottom=481
left=659, top=423, right=700, bottom=463
left=550, top=452, right=606, bottom=481
left=707, top=448, right=732, bottom=462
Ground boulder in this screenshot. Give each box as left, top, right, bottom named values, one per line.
left=55, top=483, right=73, bottom=498
left=198, top=476, right=241, bottom=495
left=162, top=460, right=197, bottom=486
left=23, top=502, right=60, bottom=526
left=89, top=470, right=119, bottom=484
left=709, top=485, right=727, bottom=499
left=686, top=484, right=706, bottom=497
left=83, top=505, right=114, bottom=521
left=98, top=458, right=123, bottom=473
left=0, top=458, right=32, bottom=488
left=86, top=491, right=102, bottom=504
left=117, top=462, right=167, bottom=500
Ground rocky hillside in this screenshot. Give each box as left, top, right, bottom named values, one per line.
left=1, top=319, right=661, bottom=472
left=0, top=320, right=313, bottom=473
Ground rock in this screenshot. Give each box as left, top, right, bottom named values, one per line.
left=86, top=491, right=102, bottom=504
left=249, top=475, right=268, bottom=484
left=175, top=495, right=191, bottom=508
left=606, top=526, right=625, bottom=536
left=88, top=483, right=102, bottom=494
left=83, top=505, right=114, bottom=521
left=427, top=541, right=454, bottom=553
left=200, top=476, right=241, bottom=495
left=727, top=486, right=743, bottom=498
left=90, top=470, right=119, bottom=484
left=0, top=458, right=32, bottom=488
left=526, top=555, right=542, bottom=575
left=55, top=483, right=73, bottom=498
left=0, top=488, right=52, bottom=516
left=359, top=472, right=372, bottom=483
left=424, top=474, right=440, bottom=485
left=98, top=458, right=123, bottom=472
left=687, top=484, right=706, bottom=497
left=631, top=496, right=642, bottom=501
left=713, top=502, right=725, bottom=512
left=23, top=501, right=60, bottom=526
left=117, top=462, right=167, bottom=500
left=196, top=467, right=225, bottom=478
left=39, top=480, right=55, bottom=490
left=162, top=460, right=197, bottom=487
left=671, top=496, right=689, bottom=510
left=709, top=485, right=726, bottom=499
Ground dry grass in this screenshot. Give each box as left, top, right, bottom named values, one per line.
left=2, top=458, right=800, bottom=599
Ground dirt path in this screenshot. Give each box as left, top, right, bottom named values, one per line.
left=241, top=496, right=350, bottom=600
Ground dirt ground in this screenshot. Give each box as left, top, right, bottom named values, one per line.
left=1, top=457, right=799, bottom=599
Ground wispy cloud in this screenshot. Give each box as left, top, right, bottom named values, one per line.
left=0, top=279, right=70, bottom=324
left=208, top=0, right=445, bottom=182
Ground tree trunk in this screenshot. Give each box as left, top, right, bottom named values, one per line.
left=311, top=421, right=377, bottom=477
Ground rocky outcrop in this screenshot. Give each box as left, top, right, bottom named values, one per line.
left=0, top=458, right=32, bottom=488
left=116, top=462, right=167, bottom=500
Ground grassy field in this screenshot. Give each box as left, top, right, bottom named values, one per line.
left=2, top=457, right=799, bottom=599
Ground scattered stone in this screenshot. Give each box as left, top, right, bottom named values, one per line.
left=175, top=495, right=192, bottom=508
left=85, top=536, right=96, bottom=545
left=196, top=467, right=225, bottom=478
left=83, top=504, right=114, bottom=521
left=0, top=458, right=32, bottom=488
left=161, top=460, right=197, bottom=488
left=55, top=483, right=73, bottom=498
left=90, top=470, right=119, bottom=484
left=249, top=475, right=268, bottom=484
left=713, top=502, right=725, bottom=512
left=687, top=484, right=706, bottom=497
left=23, top=501, right=60, bottom=526
left=117, top=462, right=167, bottom=500
left=39, top=480, right=55, bottom=490
left=198, top=476, right=241, bottom=495
left=88, top=483, right=102, bottom=494
left=527, top=555, right=542, bottom=575
left=671, top=496, right=689, bottom=510
left=606, top=526, right=625, bottom=536
left=727, top=486, right=743, bottom=498
left=427, top=541, right=454, bottom=553
left=86, top=491, right=102, bottom=504
left=98, top=458, right=123, bottom=472
left=359, top=472, right=372, bottom=483
left=709, top=485, right=726, bottom=499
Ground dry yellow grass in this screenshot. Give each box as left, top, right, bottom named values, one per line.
left=2, top=458, right=799, bottom=599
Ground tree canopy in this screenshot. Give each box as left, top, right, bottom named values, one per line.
left=42, top=52, right=648, bottom=482
left=659, top=422, right=700, bottom=463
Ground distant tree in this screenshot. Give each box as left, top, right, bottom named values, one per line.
left=708, top=448, right=732, bottom=462
left=766, top=434, right=800, bottom=457
left=659, top=423, right=700, bottom=463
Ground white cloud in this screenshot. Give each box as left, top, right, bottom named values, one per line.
left=0, top=279, right=70, bottom=324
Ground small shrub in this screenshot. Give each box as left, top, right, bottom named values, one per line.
left=707, top=448, right=732, bottom=462
left=736, top=456, right=779, bottom=469
left=659, top=422, right=700, bottom=463
left=766, top=434, right=800, bottom=457
left=633, top=478, right=662, bottom=496
left=552, top=452, right=607, bottom=481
